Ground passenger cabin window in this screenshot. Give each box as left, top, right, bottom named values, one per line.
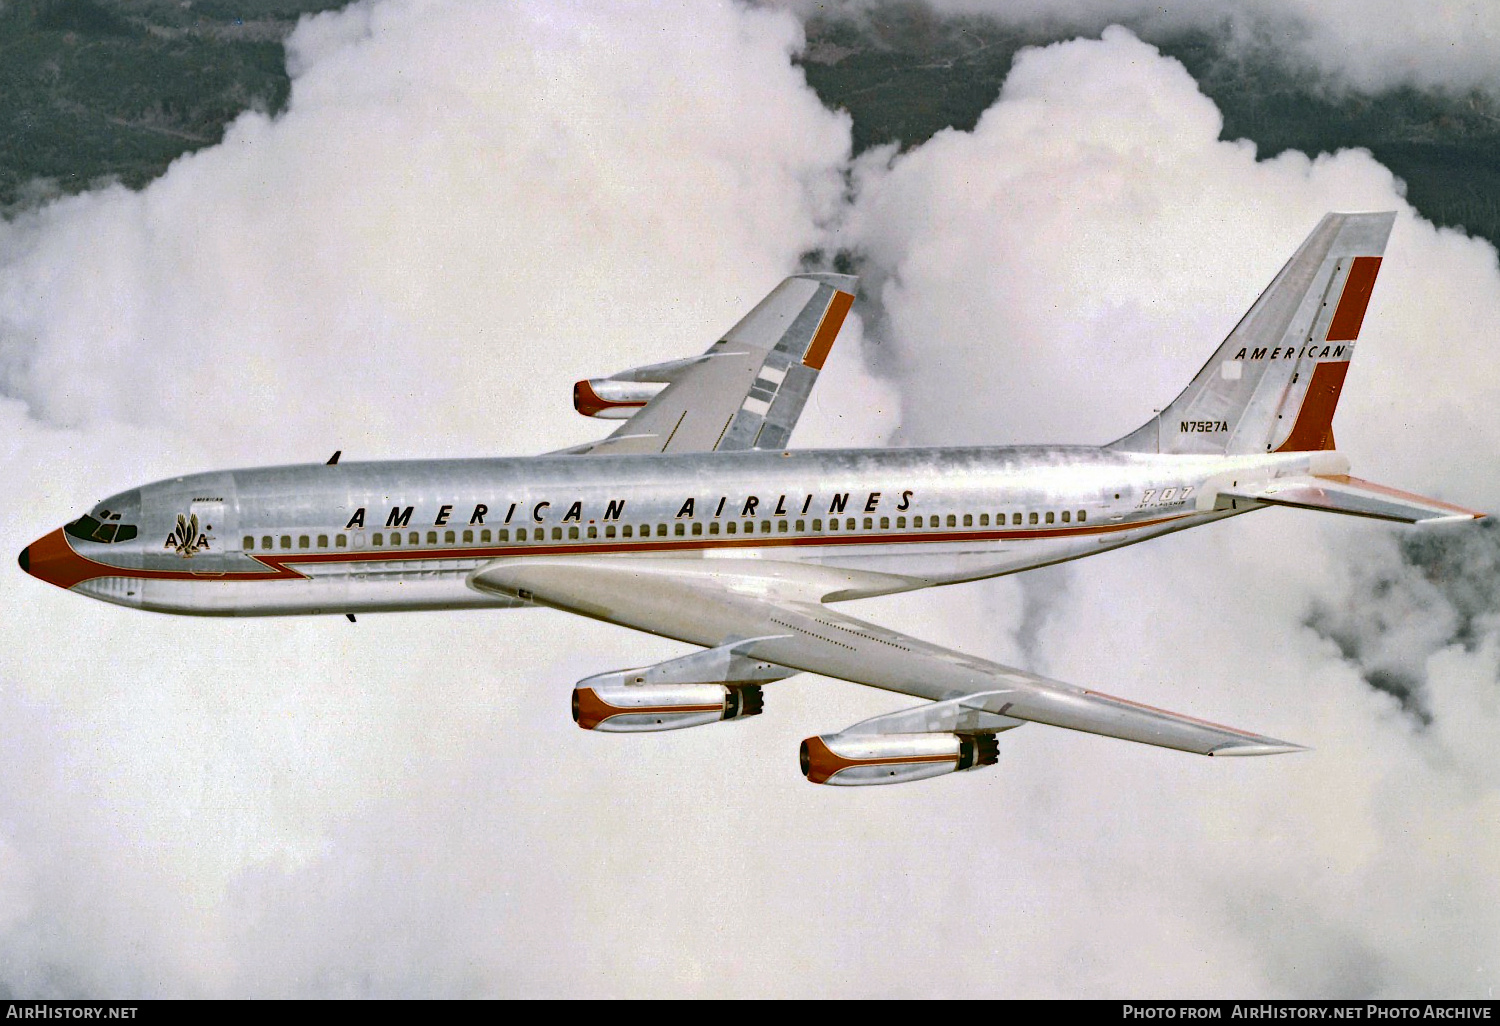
left=569, top=527, right=579, bottom=540
left=551, top=528, right=562, bottom=541
left=980, top=514, right=989, bottom=526
left=946, top=515, right=956, bottom=528
left=1028, top=513, right=1038, bottom=525
left=445, top=530, right=456, bottom=544
left=1078, top=510, right=1087, bottom=522
left=777, top=521, right=787, bottom=533
left=674, top=524, right=685, bottom=537
left=390, top=533, right=402, bottom=546
left=796, top=520, right=805, bottom=532
left=621, top=525, right=632, bottom=538
left=299, top=536, right=310, bottom=549
left=516, top=528, right=527, bottom=541
left=845, top=518, right=855, bottom=531
left=1012, top=513, right=1022, bottom=526
left=373, top=533, right=384, bottom=547
left=606, top=525, right=616, bottom=538
left=880, top=517, right=889, bottom=529
left=1046, top=511, right=1055, bottom=524
left=427, top=531, right=438, bottom=545
left=692, top=523, right=703, bottom=536
left=763, top=521, right=773, bottom=534
left=656, top=524, right=667, bottom=537
left=336, top=534, right=348, bottom=548
left=262, top=536, right=272, bottom=549
left=1061, top=511, right=1070, bottom=523
left=243, top=536, right=254, bottom=549
left=281, top=535, right=292, bottom=549
left=708, top=523, right=719, bottom=535
left=494, top=530, right=506, bottom=542
left=896, top=517, right=905, bottom=529
left=726, top=522, right=737, bottom=535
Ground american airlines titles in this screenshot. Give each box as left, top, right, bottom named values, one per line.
left=1233, top=344, right=1348, bottom=361
left=341, top=490, right=916, bottom=531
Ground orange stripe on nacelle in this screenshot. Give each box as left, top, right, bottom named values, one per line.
left=573, top=379, right=647, bottom=418
left=802, top=290, right=854, bottom=371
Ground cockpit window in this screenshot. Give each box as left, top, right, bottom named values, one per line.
left=64, top=514, right=138, bottom=544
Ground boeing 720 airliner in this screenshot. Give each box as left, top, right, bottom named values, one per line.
left=19, top=212, right=1483, bottom=784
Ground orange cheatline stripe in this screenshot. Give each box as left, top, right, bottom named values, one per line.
left=802, top=290, right=854, bottom=371
left=45, top=511, right=1200, bottom=588
left=1326, top=256, right=1381, bottom=342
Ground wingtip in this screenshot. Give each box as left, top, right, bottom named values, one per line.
left=1210, top=742, right=1311, bottom=757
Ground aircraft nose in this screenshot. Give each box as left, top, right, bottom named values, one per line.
left=19, top=529, right=94, bottom=590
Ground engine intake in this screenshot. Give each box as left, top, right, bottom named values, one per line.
left=573, top=379, right=667, bottom=419
left=799, top=731, right=999, bottom=786
left=573, top=682, right=764, bottom=732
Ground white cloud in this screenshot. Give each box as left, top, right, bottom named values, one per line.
left=841, top=25, right=1500, bottom=995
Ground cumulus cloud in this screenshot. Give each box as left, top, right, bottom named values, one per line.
left=3, top=1, right=1498, bottom=1001
left=840, top=25, right=1500, bottom=996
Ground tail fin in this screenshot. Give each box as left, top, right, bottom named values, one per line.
left=1109, top=211, right=1396, bottom=455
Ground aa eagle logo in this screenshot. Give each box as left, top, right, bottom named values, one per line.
left=165, top=513, right=210, bottom=557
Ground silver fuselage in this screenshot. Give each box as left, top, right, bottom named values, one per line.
left=51, top=445, right=1322, bottom=617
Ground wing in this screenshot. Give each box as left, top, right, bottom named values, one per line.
left=469, top=556, right=1304, bottom=757
left=562, top=273, right=857, bottom=455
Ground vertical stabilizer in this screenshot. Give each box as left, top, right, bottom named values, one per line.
left=1109, top=212, right=1396, bottom=455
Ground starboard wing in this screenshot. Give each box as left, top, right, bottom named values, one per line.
left=468, top=556, right=1304, bottom=757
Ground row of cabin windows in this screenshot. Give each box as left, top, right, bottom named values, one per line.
left=240, top=509, right=1090, bottom=552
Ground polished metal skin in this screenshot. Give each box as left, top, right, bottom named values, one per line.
left=20, top=215, right=1483, bottom=782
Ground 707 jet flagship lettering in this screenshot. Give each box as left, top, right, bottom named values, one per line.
left=20, top=213, right=1484, bottom=785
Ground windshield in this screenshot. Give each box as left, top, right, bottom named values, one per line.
left=64, top=508, right=138, bottom=544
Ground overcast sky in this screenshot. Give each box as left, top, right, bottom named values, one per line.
left=2, top=0, right=1497, bottom=998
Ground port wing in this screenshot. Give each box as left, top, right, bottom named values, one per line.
left=562, top=273, right=856, bottom=455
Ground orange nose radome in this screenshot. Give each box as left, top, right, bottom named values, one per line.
left=18, top=529, right=99, bottom=590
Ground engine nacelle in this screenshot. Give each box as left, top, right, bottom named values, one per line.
left=573, top=682, right=764, bottom=732
left=573, top=379, right=667, bottom=419
left=799, top=731, right=999, bottom=786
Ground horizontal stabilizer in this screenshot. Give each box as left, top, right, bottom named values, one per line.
left=1218, top=475, right=1484, bottom=524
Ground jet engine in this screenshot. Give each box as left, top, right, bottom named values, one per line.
left=572, top=379, right=667, bottom=419
left=573, top=682, right=764, bottom=732
left=799, top=731, right=999, bottom=785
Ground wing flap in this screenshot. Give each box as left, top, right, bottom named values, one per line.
left=469, top=556, right=1304, bottom=757
left=1220, top=474, right=1484, bottom=524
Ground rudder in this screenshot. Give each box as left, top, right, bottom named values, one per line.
left=1109, top=212, right=1396, bottom=455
